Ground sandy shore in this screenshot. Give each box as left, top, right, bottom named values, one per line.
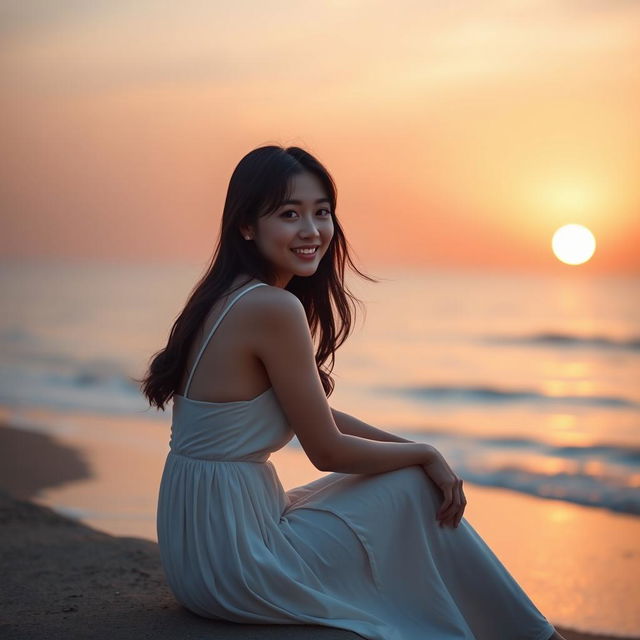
left=1, top=421, right=637, bottom=640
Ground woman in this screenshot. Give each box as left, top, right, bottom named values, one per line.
left=141, top=145, right=564, bottom=640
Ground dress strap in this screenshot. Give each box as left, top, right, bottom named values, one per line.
left=183, top=282, right=267, bottom=399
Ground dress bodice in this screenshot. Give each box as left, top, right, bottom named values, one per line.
left=170, top=388, right=294, bottom=462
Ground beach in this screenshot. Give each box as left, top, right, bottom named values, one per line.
left=2, top=418, right=638, bottom=640
left=0, top=485, right=356, bottom=640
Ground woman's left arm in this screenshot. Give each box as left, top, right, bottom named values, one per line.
left=330, top=407, right=416, bottom=444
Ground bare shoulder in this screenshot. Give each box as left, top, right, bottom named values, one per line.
left=242, top=283, right=303, bottom=308
left=241, top=284, right=306, bottom=326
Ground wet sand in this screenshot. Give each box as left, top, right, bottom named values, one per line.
left=1, top=420, right=638, bottom=640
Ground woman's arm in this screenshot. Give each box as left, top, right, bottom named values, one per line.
left=252, top=289, right=433, bottom=474
left=330, top=407, right=416, bottom=444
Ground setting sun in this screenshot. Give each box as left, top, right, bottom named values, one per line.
left=551, top=224, right=596, bottom=266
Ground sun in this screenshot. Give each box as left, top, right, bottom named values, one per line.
left=551, top=224, right=596, bottom=265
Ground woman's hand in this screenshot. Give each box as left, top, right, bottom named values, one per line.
left=421, top=447, right=467, bottom=529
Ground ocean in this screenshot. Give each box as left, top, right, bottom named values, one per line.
left=1, top=260, right=639, bottom=518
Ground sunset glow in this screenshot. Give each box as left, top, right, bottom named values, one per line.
left=0, top=2, right=638, bottom=273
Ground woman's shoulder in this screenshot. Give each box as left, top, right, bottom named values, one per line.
left=239, top=283, right=306, bottom=325
left=244, top=282, right=302, bottom=308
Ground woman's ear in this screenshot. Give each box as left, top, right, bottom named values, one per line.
left=239, top=224, right=254, bottom=241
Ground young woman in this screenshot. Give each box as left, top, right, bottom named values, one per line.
left=141, top=145, right=565, bottom=640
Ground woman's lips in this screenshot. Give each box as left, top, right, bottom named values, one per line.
left=291, top=247, right=319, bottom=260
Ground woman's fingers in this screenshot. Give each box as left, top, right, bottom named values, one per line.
left=445, top=483, right=466, bottom=529
left=437, top=483, right=454, bottom=521
left=444, top=485, right=461, bottom=528
left=438, top=480, right=465, bottom=528
left=437, top=482, right=458, bottom=525
left=453, top=482, right=467, bottom=528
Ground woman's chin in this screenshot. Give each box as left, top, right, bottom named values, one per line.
left=289, top=262, right=319, bottom=278
left=293, top=265, right=319, bottom=277
left=269, top=254, right=321, bottom=280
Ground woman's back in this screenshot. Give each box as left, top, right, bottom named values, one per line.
left=176, top=276, right=273, bottom=404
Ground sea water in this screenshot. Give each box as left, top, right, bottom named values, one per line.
left=1, top=260, right=638, bottom=517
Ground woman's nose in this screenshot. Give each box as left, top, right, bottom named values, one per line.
left=300, top=217, right=320, bottom=237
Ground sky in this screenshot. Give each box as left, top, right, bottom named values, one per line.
left=1, top=0, right=639, bottom=273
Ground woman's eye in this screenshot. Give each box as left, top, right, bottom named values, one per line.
left=280, top=209, right=331, bottom=219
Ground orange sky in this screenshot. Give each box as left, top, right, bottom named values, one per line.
left=1, top=1, right=639, bottom=273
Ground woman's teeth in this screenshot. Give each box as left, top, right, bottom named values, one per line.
left=292, top=247, right=317, bottom=255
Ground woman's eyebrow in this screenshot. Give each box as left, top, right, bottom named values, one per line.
left=280, top=198, right=330, bottom=205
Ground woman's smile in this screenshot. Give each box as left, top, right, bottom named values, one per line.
left=291, top=245, right=320, bottom=260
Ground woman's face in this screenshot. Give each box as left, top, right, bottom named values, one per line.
left=245, top=171, right=334, bottom=287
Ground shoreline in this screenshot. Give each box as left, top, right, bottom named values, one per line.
left=1, top=420, right=638, bottom=639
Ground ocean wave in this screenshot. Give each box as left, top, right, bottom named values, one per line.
left=0, top=362, right=156, bottom=417
left=461, top=467, right=640, bottom=516
left=385, top=384, right=639, bottom=409
left=400, top=429, right=640, bottom=465
left=483, top=332, right=640, bottom=351
left=323, top=428, right=640, bottom=516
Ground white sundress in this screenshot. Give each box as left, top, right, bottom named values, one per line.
left=156, top=281, right=556, bottom=640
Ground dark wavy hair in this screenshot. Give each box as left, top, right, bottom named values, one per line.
left=139, top=144, right=377, bottom=411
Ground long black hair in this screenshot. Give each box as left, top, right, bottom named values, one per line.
left=139, top=144, right=377, bottom=411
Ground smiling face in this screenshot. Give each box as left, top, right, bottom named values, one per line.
left=242, top=171, right=335, bottom=287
